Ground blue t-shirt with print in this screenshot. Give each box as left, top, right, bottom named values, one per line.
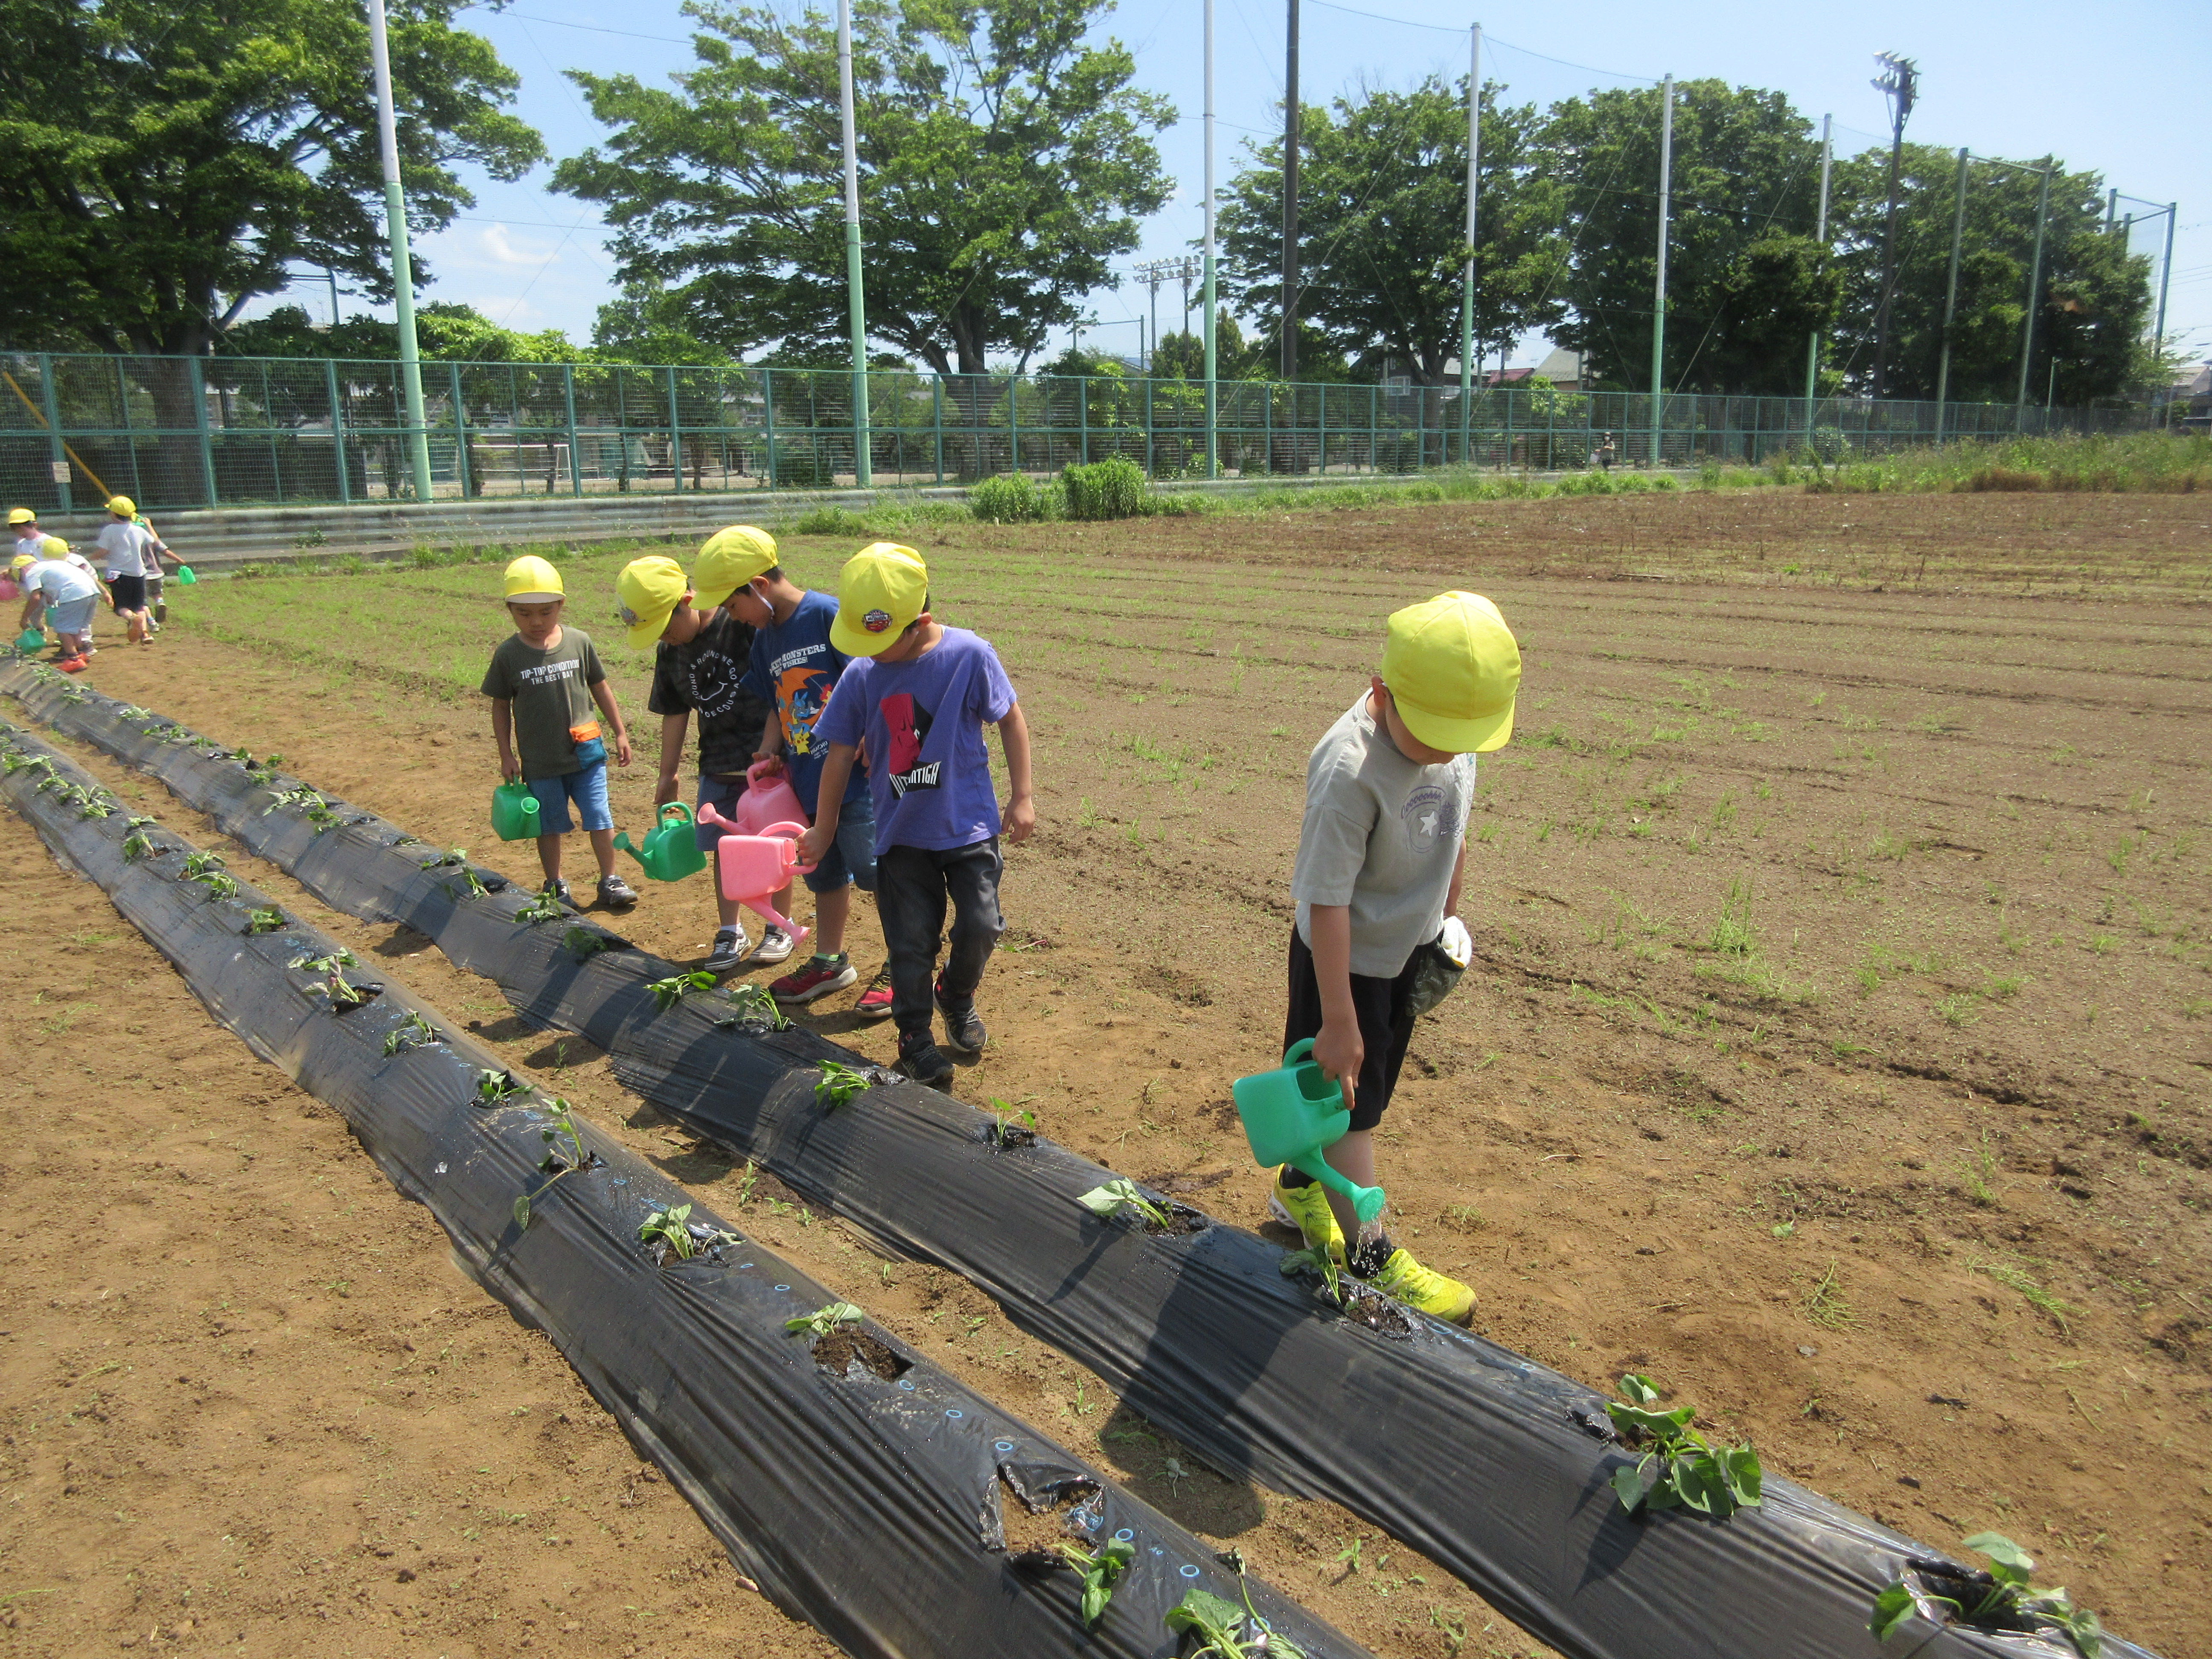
left=815, top=626, right=1016, bottom=853
left=740, top=589, right=868, bottom=815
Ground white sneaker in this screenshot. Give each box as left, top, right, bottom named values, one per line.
left=703, top=926, right=750, bottom=972
left=751, top=926, right=795, bottom=965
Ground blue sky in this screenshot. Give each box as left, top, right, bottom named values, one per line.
left=274, top=0, right=2209, bottom=374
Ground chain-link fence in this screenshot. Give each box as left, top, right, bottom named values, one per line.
left=0, top=349, right=2158, bottom=514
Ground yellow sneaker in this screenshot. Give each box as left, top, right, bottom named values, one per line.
left=1267, top=1168, right=1346, bottom=1264
left=1365, top=1247, right=1476, bottom=1326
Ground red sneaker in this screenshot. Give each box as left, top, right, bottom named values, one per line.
left=854, top=963, right=895, bottom=1020
left=771, top=955, right=857, bottom=1005
left=57, top=655, right=87, bottom=674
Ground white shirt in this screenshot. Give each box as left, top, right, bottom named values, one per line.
left=21, top=559, right=98, bottom=605
left=97, top=520, right=154, bottom=579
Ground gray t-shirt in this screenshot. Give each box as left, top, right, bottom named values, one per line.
left=1291, top=693, right=1476, bottom=978
left=480, top=626, right=605, bottom=781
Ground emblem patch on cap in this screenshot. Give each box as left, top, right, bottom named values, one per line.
left=617, top=604, right=638, bottom=626
left=863, top=608, right=893, bottom=633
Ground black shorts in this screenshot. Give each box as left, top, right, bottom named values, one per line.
left=1284, top=925, right=1421, bottom=1132
left=107, top=573, right=146, bottom=613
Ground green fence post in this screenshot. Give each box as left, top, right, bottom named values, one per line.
left=1078, top=376, right=1089, bottom=466
left=325, top=358, right=351, bottom=506
left=1144, top=377, right=1155, bottom=476
left=932, top=378, right=944, bottom=484
left=1368, top=384, right=1377, bottom=476
left=763, top=368, right=777, bottom=489
left=1315, top=382, right=1324, bottom=476
left=667, top=366, right=683, bottom=494
left=448, top=363, right=471, bottom=498
left=187, top=355, right=218, bottom=507
left=561, top=365, right=582, bottom=496
left=35, top=354, right=73, bottom=513
left=1007, top=375, right=1019, bottom=477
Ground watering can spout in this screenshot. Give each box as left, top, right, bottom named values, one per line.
left=1230, top=1038, right=1388, bottom=1226
left=613, top=830, right=641, bottom=863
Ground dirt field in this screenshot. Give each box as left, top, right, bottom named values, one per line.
left=4, top=484, right=2209, bottom=1658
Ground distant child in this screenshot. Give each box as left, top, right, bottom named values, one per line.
left=10, top=512, right=102, bottom=652
left=798, top=544, right=1033, bottom=1086
left=719, top=531, right=884, bottom=1013
left=95, top=495, right=154, bottom=646
left=8, top=508, right=44, bottom=567
left=1269, top=591, right=1520, bottom=1327
left=14, top=548, right=99, bottom=670
left=620, top=538, right=779, bottom=972
left=135, top=512, right=173, bottom=629
left=481, top=555, right=638, bottom=909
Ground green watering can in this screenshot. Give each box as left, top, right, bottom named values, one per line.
left=614, top=802, right=707, bottom=882
left=490, top=778, right=542, bottom=842
left=15, top=627, right=45, bottom=655
left=1231, top=1038, right=1387, bottom=1225
left=175, top=566, right=197, bottom=585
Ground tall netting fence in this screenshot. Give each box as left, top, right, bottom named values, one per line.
left=0, top=350, right=2158, bottom=514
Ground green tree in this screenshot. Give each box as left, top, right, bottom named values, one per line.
left=1825, top=145, right=2153, bottom=404
left=1148, top=311, right=1260, bottom=380
left=0, top=0, right=542, bottom=361
left=221, top=302, right=579, bottom=363
left=556, top=0, right=1173, bottom=378
left=1220, top=77, right=1566, bottom=387
left=590, top=279, right=729, bottom=365
left=1539, top=79, right=1831, bottom=394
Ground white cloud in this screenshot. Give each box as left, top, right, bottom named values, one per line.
left=477, top=223, right=560, bottom=268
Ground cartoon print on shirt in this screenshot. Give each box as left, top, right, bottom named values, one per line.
left=775, top=661, right=829, bottom=754
left=881, top=691, right=940, bottom=797
left=1400, top=774, right=1465, bottom=856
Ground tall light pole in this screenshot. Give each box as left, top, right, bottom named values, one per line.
left=1458, top=24, right=1480, bottom=467
left=1203, top=0, right=1217, bottom=478
left=1934, top=147, right=1969, bottom=441
left=1869, top=52, right=1918, bottom=401
left=2155, top=200, right=2177, bottom=359
left=367, top=0, right=432, bottom=502
left=1649, top=73, right=1672, bottom=467
left=2015, top=158, right=2051, bottom=414
left=838, top=0, right=871, bottom=487
left=1281, top=0, right=1299, bottom=381
left=1803, top=114, right=1831, bottom=407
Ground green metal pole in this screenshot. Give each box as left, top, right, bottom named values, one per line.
left=189, top=355, right=218, bottom=507
left=1202, top=0, right=1217, bottom=479
left=667, top=366, right=683, bottom=493
left=763, top=367, right=778, bottom=489
left=368, top=0, right=433, bottom=502
left=1460, top=24, right=1479, bottom=467
left=838, top=0, right=872, bottom=488
left=562, top=364, right=582, bottom=496
left=2016, top=160, right=2052, bottom=416
left=450, top=363, right=472, bottom=498
left=35, top=354, right=72, bottom=514
left=1650, top=72, right=1673, bottom=468
left=1934, top=147, right=1969, bottom=442
left=325, top=358, right=351, bottom=505
left=932, top=377, right=944, bottom=484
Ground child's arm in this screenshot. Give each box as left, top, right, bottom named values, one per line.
left=794, top=742, right=859, bottom=865
left=490, top=697, right=519, bottom=780
left=1446, top=841, right=1467, bottom=916
left=654, top=710, right=690, bottom=807
left=588, top=675, right=632, bottom=767
left=995, top=702, right=1035, bottom=844
left=1305, top=903, right=1365, bottom=1110
left=752, top=705, right=787, bottom=774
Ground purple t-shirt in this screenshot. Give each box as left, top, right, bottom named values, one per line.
left=815, top=626, right=1016, bottom=853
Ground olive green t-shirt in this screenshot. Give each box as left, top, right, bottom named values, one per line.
left=480, top=626, right=605, bottom=781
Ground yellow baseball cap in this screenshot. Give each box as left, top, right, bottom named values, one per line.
left=614, top=555, right=690, bottom=649
left=106, top=495, right=136, bottom=517
left=1379, top=591, right=1521, bottom=754
left=9, top=553, right=32, bottom=572
left=7, top=508, right=33, bottom=525
left=40, top=536, right=66, bottom=558
left=829, top=543, right=929, bottom=657
left=503, top=554, right=565, bottom=604
left=694, top=525, right=777, bottom=609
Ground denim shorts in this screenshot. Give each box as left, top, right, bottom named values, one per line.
left=48, top=596, right=96, bottom=637
left=527, top=760, right=613, bottom=834
left=694, top=774, right=876, bottom=894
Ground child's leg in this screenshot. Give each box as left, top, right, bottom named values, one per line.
left=813, top=881, right=851, bottom=956
left=934, top=839, right=1004, bottom=1006
left=873, top=845, right=945, bottom=1038
left=587, top=827, right=617, bottom=878
left=536, top=830, right=563, bottom=885
left=570, top=763, right=617, bottom=881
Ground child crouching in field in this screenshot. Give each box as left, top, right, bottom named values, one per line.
left=481, top=555, right=638, bottom=910
left=797, top=544, right=1033, bottom=1086
left=1269, top=591, right=1519, bottom=1326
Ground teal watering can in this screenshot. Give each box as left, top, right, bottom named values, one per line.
left=175, top=566, right=197, bottom=585
left=1230, top=1039, right=1387, bottom=1225
left=614, top=802, right=707, bottom=882
left=15, top=627, right=46, bottom=655
left=490, top=779, right=541, bottom=842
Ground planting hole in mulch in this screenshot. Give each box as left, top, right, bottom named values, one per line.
left=813, top=1328, right=909, bottom=1381
left=996, top=1470, right=1098, bottom=1563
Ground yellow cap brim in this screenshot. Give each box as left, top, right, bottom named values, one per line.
left=1397, top=696, right=1516, bottom=755
left=830, top=608, right=897, bottom=657
left=695, top=574, right=745, bottom=611
left=507, top=590, right=562, bottom=604
left=626, top=606, right=677, bottom=651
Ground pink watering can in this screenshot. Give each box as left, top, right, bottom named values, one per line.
left=722, top=759, right=808, bottom=836
left=694, top=800, right=816, bottom=946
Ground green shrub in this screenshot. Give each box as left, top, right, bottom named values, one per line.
left=769, top=437, right=839, bottom=489
left=1062, top=454, right=1147, bottom=521
left=792, top=505, right=875, bottom=537
left=969, top=472, right=1055, bottom=523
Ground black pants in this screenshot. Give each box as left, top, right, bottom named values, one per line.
left=1284, top=926, right=1420, bottom=1132
left=876, top=838, right=1003, bottom=1039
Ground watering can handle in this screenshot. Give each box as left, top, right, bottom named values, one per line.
left=658, top=802, right=696, bottom=827
left=1282, top=1037, right=1317, bottom=1067
left=746, top=757, right=781, bottom=786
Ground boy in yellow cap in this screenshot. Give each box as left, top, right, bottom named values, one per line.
left=621, top=541, right=780, bottom=972
left=797, top=544, right=1033, bottom=1086
left=95, top=495, right=155, bottom=646
left=481, top=554, right=637, bottom=910
left=1269, top=591, right=1520, bottom=1327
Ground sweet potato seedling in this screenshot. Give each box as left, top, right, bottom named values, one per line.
left=189, top=869, right=241, bottom=900
left=784, top=1301, right=865, bottom=1338
left=476, top=1069, right=528, bottom=1106
left=1164, top=1578, right=1306, bottom=1659
left=1871, top=1533, right=2102, bottom=1657
left=1278, top=1246, right=1345, bottom=1307
left=120, top=820, right=160, bottom=861
left=713, top=983, right=788, bottom=1030
left=637, top=1202, right=737, bottom=1262
left=513, top=1098, right=590, bottom=1230
left=1077, top=1179, right=1175, bottom=1231
left=381, top=1011, right=440, bottom=1058
left=815, top=1060, right=873, bottom=1109
left=289, top=949, right=371, bottom=1009
left=419, top=847, right=488, bottom=898
left=647, top=970, right=716, bottom=1012
left=513, top=889, right=565, bottom=925
left=561, top=924, right=605, bottom=959
left=1058, top=1536, right=1134, bottom=1627
left=243, top=907, right=285, bottom=934
left=990, top=1099, right=1039, bottom=1147
left=1604, top=1373, right=1762, bottom=1519
left=180, top=851, right=225, bottom=878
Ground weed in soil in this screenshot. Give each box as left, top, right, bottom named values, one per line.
left=1872, top=1533, right=2102, bottom=1657
left=1604, top=1373, right=1763, bottom=1520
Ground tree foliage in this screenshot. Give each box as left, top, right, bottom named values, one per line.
left=556, top=0, right=1173, bottom=376
left=0, top=0, right=543, bottom=359
left=1220, top=78, right=1566, bottom=387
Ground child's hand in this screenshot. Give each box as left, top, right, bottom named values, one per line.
left=614, top=731, right=633, bottom=767
left=1001, top=791, right=1036, bottom=844
left=653, top=772, right=680, bottom=808
left=751, top=749, right=784, bottom=777
left=1312, top=1019, right=1364, bottom=1113
left=501, top=754, right=520, bottom=782
left=795, top=822, right=832, bottom=867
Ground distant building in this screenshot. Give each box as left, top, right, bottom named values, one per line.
left=1533, top=346, right=1588, bottom=390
